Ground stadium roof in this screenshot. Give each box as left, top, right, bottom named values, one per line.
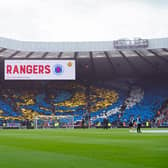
left=0, top=37, right=168, bottom=52
left=0, top=37, right=168, bottom=80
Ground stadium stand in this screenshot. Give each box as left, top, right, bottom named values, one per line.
left=0, top=37, right=168, bottom=128
left=0, top=80, right=168, bottom=128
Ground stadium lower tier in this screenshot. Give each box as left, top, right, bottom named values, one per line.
left=0, top=79, right=168, bottom=127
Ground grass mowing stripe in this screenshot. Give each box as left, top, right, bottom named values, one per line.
left=0, top=128, right=168, bottom=168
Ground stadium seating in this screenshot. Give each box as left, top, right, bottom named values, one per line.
left=0, top=81, right=168, bottom=127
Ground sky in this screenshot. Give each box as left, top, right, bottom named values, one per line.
left=0, top=0, right=168, bottom=42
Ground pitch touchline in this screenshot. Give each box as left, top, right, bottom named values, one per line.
left=130, top=130, right=168, bottom=133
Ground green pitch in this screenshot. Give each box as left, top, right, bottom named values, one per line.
left=0, top=129, right=168, bottom=168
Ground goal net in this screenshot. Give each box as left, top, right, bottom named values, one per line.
left=34, top=115, right=74, bottom=129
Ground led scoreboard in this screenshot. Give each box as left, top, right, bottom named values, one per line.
left=4, top=60, right=76, bottom=80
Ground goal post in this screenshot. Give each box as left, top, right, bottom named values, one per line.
left=34, top=115, right=74, bottom=129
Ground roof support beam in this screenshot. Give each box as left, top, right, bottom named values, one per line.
left=9, top=51, right=20, bottom=58
left=148, top=49, right=168, bottom=63
left=0, top=48, right=6, bottom=53
left=74, top=52, right=80, bottom=80
left=25, top=52, right=34, bottom=58
left=162, top=48, right=168, bottom=53
left=104, top=51, right=116, bottom=75
left=74, top=52, right=78, bottom=60
left=119, top=51, right=141, bottom=76
left=89, top=52, right=97, bottom=79
left=57, top=52, right=63, bottom=59
left=41, top=52, right=49, bottom=58
left=134, top=50, right=161, bottom=73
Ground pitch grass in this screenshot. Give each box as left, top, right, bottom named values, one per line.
left=0, top=129, right=168, bottom=168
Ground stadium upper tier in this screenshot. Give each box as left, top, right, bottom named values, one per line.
left=0, top=37, right=168, bottom=79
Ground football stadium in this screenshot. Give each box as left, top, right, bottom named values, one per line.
left=0, top=37, right=168, bottom=168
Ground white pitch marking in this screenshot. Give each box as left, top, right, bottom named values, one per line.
left=129, top=130, right=168, bottom=133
